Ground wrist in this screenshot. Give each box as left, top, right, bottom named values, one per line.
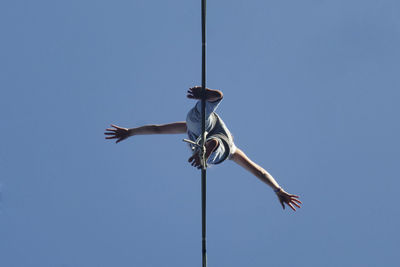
left=128, top=128, right=135, bottom=136
left=274, top=187, right=282, bottom=193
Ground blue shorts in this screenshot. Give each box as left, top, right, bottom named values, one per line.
left=186, top=99, right=236, bottom=164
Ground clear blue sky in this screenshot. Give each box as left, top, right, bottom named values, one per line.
left=1, top=0, right=399, bottom=266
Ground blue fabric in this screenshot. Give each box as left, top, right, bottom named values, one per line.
left=186, top=98, right=236, bottom=164
left=186, top=99, right=221, bottom=137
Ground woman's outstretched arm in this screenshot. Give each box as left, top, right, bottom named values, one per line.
left=230, top=148, right=302, bottom=211
left=104, top=122, right=187, bottom=143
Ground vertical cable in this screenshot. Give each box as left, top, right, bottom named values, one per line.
left=201, top=0, right=207, bottom=266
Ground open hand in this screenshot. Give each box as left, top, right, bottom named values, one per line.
left=276, top=189, right=302, bottom=211
left=104, top=124, right=130, bottom=143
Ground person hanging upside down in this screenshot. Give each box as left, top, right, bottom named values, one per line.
left=104, top=87, right=302, bottom=211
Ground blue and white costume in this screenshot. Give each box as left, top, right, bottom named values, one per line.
left=186, top=98, right=237, bottom=165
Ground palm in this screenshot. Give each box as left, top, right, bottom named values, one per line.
left=276, top=190, right=302, bottom=211
left=104, top=124, right=130, bottom=143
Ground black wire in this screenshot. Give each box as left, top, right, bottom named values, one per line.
left=201, top=0, right=207, bottom=266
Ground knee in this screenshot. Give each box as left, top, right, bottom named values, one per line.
left=206, top=138, right=219, bottom=153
